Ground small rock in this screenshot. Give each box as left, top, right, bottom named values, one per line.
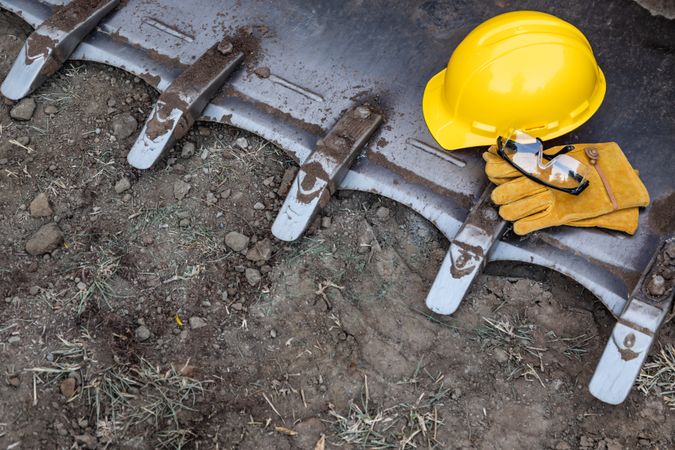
left=122, top=193, right=132, bottom=202
left=321, top=216, right=332, bottom=228
left=665, top=242, right=675, bottom=260
left=44, top=104, right=58, bottom=115
left=221, top=291, right=228, bottom=301
left=111, top=113, right=138, bottom=139
left=220, top=189, right=232, bottom=199
left=55, top=421, right=68, bottom=436
left=253, top=202, right=265, bottom=210
left=181, top=142, right=196, bottom=159
left=225, top=231, right=250, bottom=252
left=135, top=325, right=151, bottom=342
left=173, top=180, right=191, bottom=200
left=245, top=268, right=262, bottom=286
left=60, top=377, right=77, bottom=399
left=235, top=137, right=249, bottom=150
left=29, top=286, right=40, bottom=296
left=29, top=192, right=53, bottom=217
left=206, top=191, right=218, bottom=205
left=8, top=336, right=20, bottom=344
left=277, top=166, right=299, bottom=197
left=200, top=148, right=209, bottom=160
left=189, top=317, right=207, bottom=329
left=375, top=206, right=390, bottom=220
left=254, top=67, right=271, bottom=78
left=231, top=302, right=243, bottom=311
left=270, top=329, right=277, bottom=338
left=647, top=274, right=666, bottom=297
left=107, top=98, right=116, bottom=107
left=246, top=238, right=272, bottom=262
left=17, top=136, right=30, bottom=146
left=114, top=177, right=131, bottom=194
left=8, top=375, right=20, bottom=387
left=10, top=98, right=36, bottom=121
left=179, top=218, right=190, bottom=227
left=75, top=434, right=98, bottom=450
left=493, top=348, right=509, bottom=363
left=26, top=223, right=64, bottom=256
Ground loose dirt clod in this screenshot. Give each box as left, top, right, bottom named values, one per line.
left=25, top=223, right=64, bottom=255
left=29, top=192, right=53, bottom=217
left=10, top=97, right=36, bottom=120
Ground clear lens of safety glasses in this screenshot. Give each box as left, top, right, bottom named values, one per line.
left=497, top=130, right=590, bottom=195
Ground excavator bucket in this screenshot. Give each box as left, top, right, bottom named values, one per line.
left=1, top=0, right=673, bottom=405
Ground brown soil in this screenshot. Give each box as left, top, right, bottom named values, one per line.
left=1, top=10, right=675, bottom=450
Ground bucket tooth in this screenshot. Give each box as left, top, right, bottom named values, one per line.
left=589, top=237, right=674, bottom=404
left=426, top=186, right=506, bottom=315
left=1, top=0, right=120, bottom=100
left=272, top=105, right=383, bottom=241
left=127, top=40, right=244, bottom=169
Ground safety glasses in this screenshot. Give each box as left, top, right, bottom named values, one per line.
left=497, top=130, right=590, bottom=195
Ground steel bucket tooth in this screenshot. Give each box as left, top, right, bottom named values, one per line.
left=272, top=105, right=383, bottom=241
left=426, top=186, right=506, bottom=315
left=127, top=40, right=244, bottom=169
left=1, top=0, right=119, bottom=100
left=589, top=238, right=674, bottom=404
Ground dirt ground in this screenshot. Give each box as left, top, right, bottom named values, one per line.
left=1, top=10, right=674, bottom=450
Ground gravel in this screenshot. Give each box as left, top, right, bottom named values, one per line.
left=173, top=180, right=191, bottom=200
left=29, top=193, right=53, bottom=217
left=246, top=238, right=272, bottom=262
left=376, top=206, right=390, bottom=220
left=245, top=268, right=262, bottom=286
left=44, top=104, right=58, bottom=115
left=135, top=325, right=151, bottom=342
left=181, top=142, right=195, bottom=158
left=114, top=177, right=131, bottom=193
left=235, top=137, right=249, bottom=150
left=189, top=316, right=207, bottom=329
left=111, top=113, right=138, bottom=139
left=10, top=97, right=36, bottom=121
left=225, top=231, right=249, bottom=252
left=25, top=223, right=64, bottom=256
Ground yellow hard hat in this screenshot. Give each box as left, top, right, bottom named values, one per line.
left=423, top=11, right=606, bottom=151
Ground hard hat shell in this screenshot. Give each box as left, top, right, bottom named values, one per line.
left=423, top=11, right=606, bottom=151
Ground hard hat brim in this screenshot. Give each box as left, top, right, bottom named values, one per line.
left=423, top=68, right=492, bottom=151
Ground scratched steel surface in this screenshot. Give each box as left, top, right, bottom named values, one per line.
left=1, top=0, right=673, bottom=315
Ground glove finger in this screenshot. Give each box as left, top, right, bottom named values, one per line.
left=487, top=175, right=515, bottom=186
left=485, top=160, right=521, bottom=181
left=568, top=208, right=639, bottom=235
left=512, top=208, right=555, bottom=235
left=482, top=151, right=502, bottom=164
left=491, top=177, right=548, bottom=205
left=498, top=190, right=551, bottom=221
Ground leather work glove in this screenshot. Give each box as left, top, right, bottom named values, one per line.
left=483, top=145, right=641, bottom=233
left=482, top=142, right=649, bottom=235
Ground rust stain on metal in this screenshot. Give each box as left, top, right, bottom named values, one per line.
left=49, top=0, right=111, bottom=32
left=223, top=87, right=325, bottom=138
left=449, top=240, right=484, bottom=278
left=538, top=234, right=642, bottom=292
left=368, top=151, right=474, bottom=210
left=618, top=347, right=639, bottom=361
